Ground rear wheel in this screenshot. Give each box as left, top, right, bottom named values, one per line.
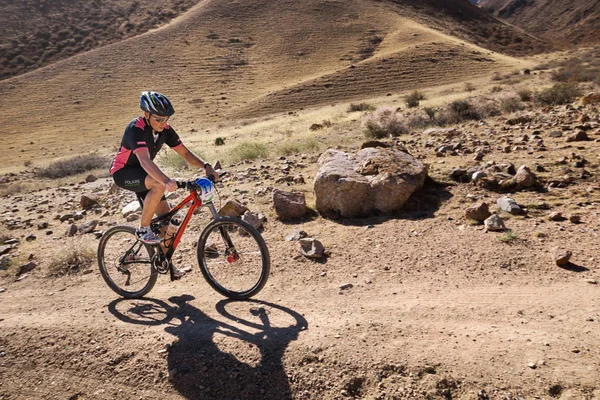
left=98, top=225, right=157, bottom=299
left=197, top=217, right=270, bottom=300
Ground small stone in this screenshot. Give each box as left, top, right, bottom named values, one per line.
left=484, top=214, right=505, bottom=231
left=569, top=214, right=581, bottom=223
left=339, top=283, right=353, bottom=290
left=0, top=288, right=5, bottom=293
left=527, top=362, right=537, bottom=369
left=553, top=248, right=572, bottom=266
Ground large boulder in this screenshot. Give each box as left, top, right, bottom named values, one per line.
left=314, top=148, right=427, bottom=217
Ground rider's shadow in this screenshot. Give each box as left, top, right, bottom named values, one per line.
left=108, top=295, right=308, bottom=400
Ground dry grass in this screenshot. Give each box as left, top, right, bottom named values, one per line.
left=47, top=248, right=95, bottom=277
left=37, top=154, right=109, bottom=179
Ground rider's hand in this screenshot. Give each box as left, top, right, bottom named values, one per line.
left=165, top=178, right=178, bottom=193
left=204, top=164, right=219, bottom=181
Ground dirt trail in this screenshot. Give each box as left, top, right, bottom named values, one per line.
left=1, top=199, right=599, bottom=399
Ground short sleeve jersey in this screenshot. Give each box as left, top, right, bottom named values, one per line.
left=110, top=117, right=183, bottom=174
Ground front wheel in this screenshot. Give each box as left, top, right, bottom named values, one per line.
left=98, top=225, right=157, bottom=299
left=197, top=217, right=270, bottom=300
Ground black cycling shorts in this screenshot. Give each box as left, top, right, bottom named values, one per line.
left=112, top=167, right=165, bottom=206
left=113, top=167, right=148, bottom=192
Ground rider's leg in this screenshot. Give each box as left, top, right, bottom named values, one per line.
left=140, top=175, right=167, bottom=226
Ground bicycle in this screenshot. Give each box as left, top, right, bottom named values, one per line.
left=97, top=176, right=270, bottom=300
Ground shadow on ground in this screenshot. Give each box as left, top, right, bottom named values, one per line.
left=108, top=296, right=308, bottom=400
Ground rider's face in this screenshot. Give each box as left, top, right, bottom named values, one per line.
left=144, top=112, right=169, bottom=132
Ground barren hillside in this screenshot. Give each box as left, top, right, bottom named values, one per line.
left=0, top=0, right=546, bottom=172
left=479, top=0, right=600, bottom=45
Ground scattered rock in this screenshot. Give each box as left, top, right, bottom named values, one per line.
left=484, top=214, right=505, bottom=231
left=514, top=165, right=537, bottom=188
left=298, top=238, right=325, bottom=259
left=465, top=202, right=491, bottom=222
left=16, top=261, right=38, bottom=276
left=79, top=220, right=99, bottom=234
left=80, top=194, right=99, bottom=209
left=273, top=190, right=307, bottom=220
left=122, top=201, right=141, bottom=218
left=553, top=248, right=572, bottom=266
left=218, top=199, right=248, bottom=217
left=66, top=224, right=78, bottom=237
left=241, top=212, right=263, bottom=230
left=285, top=230, right=308, bottom=241
left=497, top=197, right=523, bottom=215
left=0, top=254, right=10, bottom=270
left=566, top=130, right=589, bottom=142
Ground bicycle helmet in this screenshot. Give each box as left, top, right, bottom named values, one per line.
left=139, top=91, right=175, bottom=116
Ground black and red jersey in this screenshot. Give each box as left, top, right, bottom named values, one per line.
left=110, top=117, right=183, bottom=174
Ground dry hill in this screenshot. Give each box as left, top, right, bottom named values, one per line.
left=0, top=0, right=544, bottom=171
left=479, top=0, right=600, bottom=45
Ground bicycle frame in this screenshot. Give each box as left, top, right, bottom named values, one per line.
left=151, top=188, right=221, bottom=262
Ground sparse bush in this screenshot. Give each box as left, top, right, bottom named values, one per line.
left=474, top=98, right=501, bottom=118
left=230, top=142, right=269, bottom=162
left=424, top=107, right=436, bottom=120
left=348, top=103, right=375, bottom=112
left=464, top=82, right=476, bottom=92
left=500, top=95, right=525, bottom=113
left=405, top=90, right=425, bottom=108
left=491, top=72, right=502, bottom=81
left=450, top=100, right=480, bottom=120
left=536, top=82, right=582, bottom=106
left=37, top=154, right=109, bottom=179
left=362, top=106, right=408, bottom=138
left=490, top=86, right=503, bottom=93
left=517, top=88, right=533, bottom=102
left=405, top=114, right=430, bottom=130
left=48, top=248, right=95, bottom=276
left=215, top=137, right=225, bottom=146
left=275, top=137, right=320, bottom=156
left=499, top=230, right=518, bottom=243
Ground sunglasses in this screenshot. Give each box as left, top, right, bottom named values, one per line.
left=149, top=115, right=169, bottom=124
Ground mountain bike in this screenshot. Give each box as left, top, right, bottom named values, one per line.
left=97, top=176, right=270, bottom=300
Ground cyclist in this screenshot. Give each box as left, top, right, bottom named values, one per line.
left=110, top=91, right=218, bottom=248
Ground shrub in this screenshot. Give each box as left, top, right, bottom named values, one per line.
left=362, top=106, right=408, bottom=138
left=405, top=90, right=425, bottom=108
left=500, top=95, right=525, bottom=113
left=275, top=137, right=320, bottom=156
left=536, top=82, right=582, bottom=106
left=215, top=137, right=225, bottom=146
left=517, top=88, right=533, bottom=102
left=230, top=142, right=269, bottom=162
left=499, top=230, right=518, bottom=243
left=490, top=86, right=503, bottom=93
left=464, top=82, right=476, bottom=92
left=48, top=248, right=95, bottom=276
left=348, top=103, right=375, bottom=112
left=37, top=154, right=109, bottom=179
left=450, top=100, right=480, bottom=120
left=423, top=107, right=436, bottom=120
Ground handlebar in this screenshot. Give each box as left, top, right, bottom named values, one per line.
left=175, top=171, right=227, bottom=190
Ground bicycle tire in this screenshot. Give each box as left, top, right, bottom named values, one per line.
left=197, top=216, right=270, bottom=300
left=98, top=225, right=158, bottom=299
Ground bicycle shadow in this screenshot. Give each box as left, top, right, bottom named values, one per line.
left=108, top=296, right=308, bottom=400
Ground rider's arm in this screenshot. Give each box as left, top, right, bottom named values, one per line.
left=135, top=148, right=177, bottom=191
left=173, top=144, right=219, bottom=180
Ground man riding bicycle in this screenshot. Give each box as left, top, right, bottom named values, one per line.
left=110, top=91, right=218, bottom=251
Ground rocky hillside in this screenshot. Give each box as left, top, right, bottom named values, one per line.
left=478, top=0, right=600, bottom=45
left=0, top=0, right=548, bottom=81
left=0, top=0, right=202, bottom=80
